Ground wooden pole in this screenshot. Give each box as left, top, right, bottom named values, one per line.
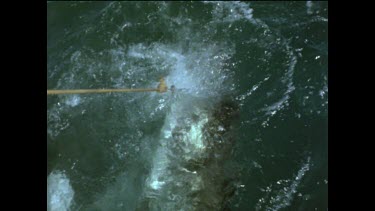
left=47, top=78, right=168, bottom=95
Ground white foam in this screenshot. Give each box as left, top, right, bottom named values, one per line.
left=184, top=111, right=208, bottom=150
left=256, top=157, right=311, bottom=211
left=236, top=76, right=270, bottom=105
left=306, top=1, right=313, bottom=15
left=126, top=40, right=234, bottom=97
left=125, top=13, right=237, bottom=204
left=147, top=97, right=210, bottom=193
left=271, top=157, right=311, bottom=210
left=147, top=146, right=170, bottom=191
left=70, top=51, right=81, bottom=63
left=312, top=16, right=328, bottom=22
left=205, top=1, right=254, bottom=23
left=47, top=106, right=71, bottom=139
left=47, top=171, right=74, bottom=211
left=261, top=46, right=297, bottom=122
left=65, top=95, right=81, bottom=107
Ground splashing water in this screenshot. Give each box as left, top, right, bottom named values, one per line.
left=48, top=2, right=327, bottom=210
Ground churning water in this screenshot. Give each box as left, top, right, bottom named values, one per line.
left=47, top=2, right=328, bottom=210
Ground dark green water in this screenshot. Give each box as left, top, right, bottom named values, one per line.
left=47, top=1, right=327, bottom=211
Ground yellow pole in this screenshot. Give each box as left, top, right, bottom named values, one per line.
left=47, top=78, right=168, bottom=95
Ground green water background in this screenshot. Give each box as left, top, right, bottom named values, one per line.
left=47, top=1, right=327, bottom=210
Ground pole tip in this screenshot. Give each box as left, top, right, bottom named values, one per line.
left=157, top=77, right=168, bottom=93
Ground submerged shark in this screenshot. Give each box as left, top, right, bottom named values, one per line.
left=137, top=92, right=240, bottom=210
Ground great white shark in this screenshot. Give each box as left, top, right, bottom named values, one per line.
left=137, top=92, right=240, bottom=210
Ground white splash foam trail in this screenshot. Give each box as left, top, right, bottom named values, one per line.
left=202, top=1, right=298, bottom=127
left=47, top=171, right=74, bottom=211
left=47, top=106, right=71, bottom=139
left=263, top=53, right=296, bottom=116
left=261, top=44, right=297, bottom=127
left=126, top=30, right=235, bottom=210
left=256, top=157, right=311, bottom=211
left=204, top=1, right=254, bottom=23
left=126, top=41, right=234, bottom=97
left=65, top=95, right=81, bottom=107
left=147, top=97, right=209, bottom=190
left=306, top=1, right=313, bottom=15
left=269, top=157, right=311, bottom=210
left=236, top=76, right=270, bottom=106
